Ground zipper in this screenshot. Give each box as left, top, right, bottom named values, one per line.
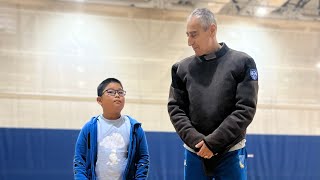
left=124, top=121, right=136, bottom=179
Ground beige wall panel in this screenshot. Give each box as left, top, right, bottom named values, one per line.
left=0, top=5, right=320, bottom=135
left=122, top=103, right=175, bottom=132
left=249, top=108, right=320, bottom=135
left=0, top=97, right=173, bottom=131
left=0, top=98, right=99, bottom=129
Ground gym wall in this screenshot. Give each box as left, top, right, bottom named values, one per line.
left=0, top=2, right=320, bottom=180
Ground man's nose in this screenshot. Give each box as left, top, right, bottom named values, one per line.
left=188, top=37, right=194, bottom=46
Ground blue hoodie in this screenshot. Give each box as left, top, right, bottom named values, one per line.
left=73, top=115, right=150, bottom=180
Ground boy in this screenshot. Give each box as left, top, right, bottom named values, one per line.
left=73, top=78, right=150, bottom=180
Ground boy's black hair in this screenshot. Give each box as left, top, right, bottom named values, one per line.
left=97, top=78, right=123, bottom=96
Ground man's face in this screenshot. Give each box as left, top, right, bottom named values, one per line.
left=97, top=82, right=125, bottom=114
left=186, top=17, right=215, bottom=56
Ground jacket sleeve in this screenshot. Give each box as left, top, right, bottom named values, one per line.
left=204, top=57, right=259, bottom=154
left=73, top=125, right=90, bottom=180
left=134, top=127, right=150, bottom=179
left=167, top=63, right=205, bottom=151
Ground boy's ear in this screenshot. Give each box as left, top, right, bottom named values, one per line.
left=97, top=96, right=102, bottom=105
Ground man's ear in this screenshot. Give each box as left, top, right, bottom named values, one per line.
left=97, top=96, right=102, bottom=105
left=210, top=24, right=217, bottom=36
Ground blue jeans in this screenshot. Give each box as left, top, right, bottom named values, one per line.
left=184, top=147, right=247, bottom=180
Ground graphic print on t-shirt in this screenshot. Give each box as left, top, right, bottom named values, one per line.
left=95, top=115, right=130, bottom=180
left=99, top=132, right=126, bottom=165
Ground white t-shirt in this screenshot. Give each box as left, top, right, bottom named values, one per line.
left=95, top=115, right=131, bottom=180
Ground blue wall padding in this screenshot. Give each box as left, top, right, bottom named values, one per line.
left=0, top=128, right=319, bottom=180
left=246, top=134, right=320, bottom=180
left=145, top=132, right=184, bottom=180
left=0, top=128, right=77, bottom=180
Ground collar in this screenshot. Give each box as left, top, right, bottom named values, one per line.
left=197, top=42, right=229, bottom=61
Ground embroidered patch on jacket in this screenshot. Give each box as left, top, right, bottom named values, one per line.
left=249, top=69, right=258, bottom=80
left=239, top=155, right=245, bottom=169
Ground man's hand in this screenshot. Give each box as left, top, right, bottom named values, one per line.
left=195, top=140, right=217, bottom=159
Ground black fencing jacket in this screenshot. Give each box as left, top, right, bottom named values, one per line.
left=168, top=43, right=259, bottom=175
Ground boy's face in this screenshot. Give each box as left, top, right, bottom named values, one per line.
left=97, top=82, right=125, bottom=115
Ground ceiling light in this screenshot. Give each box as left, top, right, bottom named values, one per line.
left=255, top=7, right=268, bottom=17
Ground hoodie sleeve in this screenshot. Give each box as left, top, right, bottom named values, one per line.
left=167, top=63, right=205, bottom=151
left=73, top=125, right=90, bottom=180
left=134, top=126, right=150, bottom=179
left=204, top=57, right=259, bottom=154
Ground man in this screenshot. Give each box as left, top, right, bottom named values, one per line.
left=167, top=8, right=258, bottom=180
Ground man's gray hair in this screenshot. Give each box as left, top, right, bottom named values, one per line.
left=187, top=8, right=217, bottom=31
